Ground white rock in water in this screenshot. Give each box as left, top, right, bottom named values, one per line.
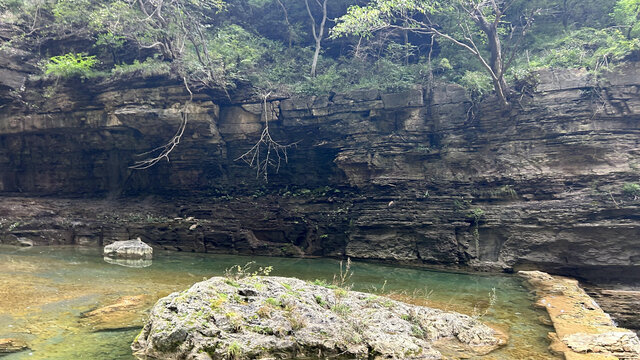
left=104, top=237, right=153, bottom=260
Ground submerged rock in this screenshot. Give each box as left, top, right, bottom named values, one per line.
left=104, top=238, right=153, bottom=260
left=0, top=235, right=34, bottom=247
left=132, top=276, right=505, bottom=360
left=81, top=295, right=152, bottom=332
left=0, top=338, right=28, bottom=354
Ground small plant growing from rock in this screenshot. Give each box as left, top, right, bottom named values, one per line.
left=467, top=208, right=485, bottom=258
left=226, top=341, right=242, bottom=359
left=331, top=304, right=351, bottom=316
left=264, top=297, right=281, bottom=307
left=254, top=282, right=265, bottom=291
left=7, top=222, right=20, bottom=231
left=622, top=183, right=640, bottom=200
left=249, top=325, right=274, bottom=335
left=285, top=308, right=306, bottom=331
left=315, top=295, right=328, bottom=307
left=472, top=287, right=497, bottom=319
left=44, top=53, right=98, bottom=79
left=224, top=262, right=273, bottom=280
left=225, top=311, right=244, bottom=332
left=256, top=305, right=272, bottom=318
left=332, top=257, right=353, bottom=289
left=333, top=288, right=348, bottom=298
left=311, top=279, right=337, bottom=289
left=224, top=279, right=240, bottom=287
left=231, top=294, right=247, bottom=305
left=411, top=324, right=425, bottom=337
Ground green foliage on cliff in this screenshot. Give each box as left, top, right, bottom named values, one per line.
left=458, top=71, right=493, bottom=100
left=622, top=183, right=640, bottom=199
left=44, top=53, right=98, bottom=78
left=527, top=28, right=640, bottom=70
left=111, top=58, right=171, bottom=78
left=3, top=0, right=640, bottom=96
left=612, top=0, right=640, bottom=39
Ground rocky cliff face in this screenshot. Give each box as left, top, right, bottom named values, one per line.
left=1, top=46, right=639, bottom=288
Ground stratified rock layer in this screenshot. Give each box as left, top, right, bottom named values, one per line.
left=585, top=287, right=640, bottom=337
left=131, top=276, right=505, bottom=360
left=1, top=47, right=640, bottom=329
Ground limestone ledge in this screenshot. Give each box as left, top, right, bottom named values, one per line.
left=519, top=271, right=640, bottom=360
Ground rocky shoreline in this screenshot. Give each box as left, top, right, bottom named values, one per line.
left=1, top=195, right=638, bottom=338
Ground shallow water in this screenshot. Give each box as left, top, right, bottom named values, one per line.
left=0, top=246, right=559, bottom=359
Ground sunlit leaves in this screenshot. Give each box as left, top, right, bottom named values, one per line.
left=331, top=0, right=440, bottom=38
left=528, top=27, right=640, bottom=69
left=612, top=0, right=640, bottom=38
left=44, top=53, right=97, bottom=78
left=52, top=0, right=92, bottom=26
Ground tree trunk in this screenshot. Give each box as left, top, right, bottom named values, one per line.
left=472, top=6, right=510, bottom=109
left=305, top=0, right=327, bottom=77
left=486, top=27, right=509, bottom=108
left=404, top=27, right=409, bottom=65
left=562, top=0, right=569, bottom=29
left=311, top=38, right=321, bottom=77
left=275, top=0, right=293, bottom=48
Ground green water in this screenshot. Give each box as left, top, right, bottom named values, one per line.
left=0, top=246, right=558, bottom=359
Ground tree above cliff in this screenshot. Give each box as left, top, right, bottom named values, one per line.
left=1, top=0, right=638, bottom=98
left=332, top=0, right=539, bottom=108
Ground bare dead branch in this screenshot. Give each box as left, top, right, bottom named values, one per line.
left=305, top=0, right=317, bottom=40
left=129, top=78, right=193, bottom=170
left=129, top=111, right=188, bottom=170
left=235, top=93, right=299, bottom=182
left=275, top=0, right=294, bottom=47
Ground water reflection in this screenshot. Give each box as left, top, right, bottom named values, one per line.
left=0, top=245, right=558, bottom=360
left=103, top=257, right=152, bottom=268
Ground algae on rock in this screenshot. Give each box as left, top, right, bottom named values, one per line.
left=132, top=276, right=506, bottom=359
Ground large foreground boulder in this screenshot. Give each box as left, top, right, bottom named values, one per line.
left=132, top=276, right=506, bottom=359
left=104, top=238, right=153, bottom=260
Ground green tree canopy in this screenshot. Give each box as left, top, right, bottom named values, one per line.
left=333, top=0, right=541, bottom=108
left=613, top=0, right=640, bottom=39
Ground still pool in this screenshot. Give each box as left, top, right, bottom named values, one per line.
left=0, top=246, right=559, bottom=359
